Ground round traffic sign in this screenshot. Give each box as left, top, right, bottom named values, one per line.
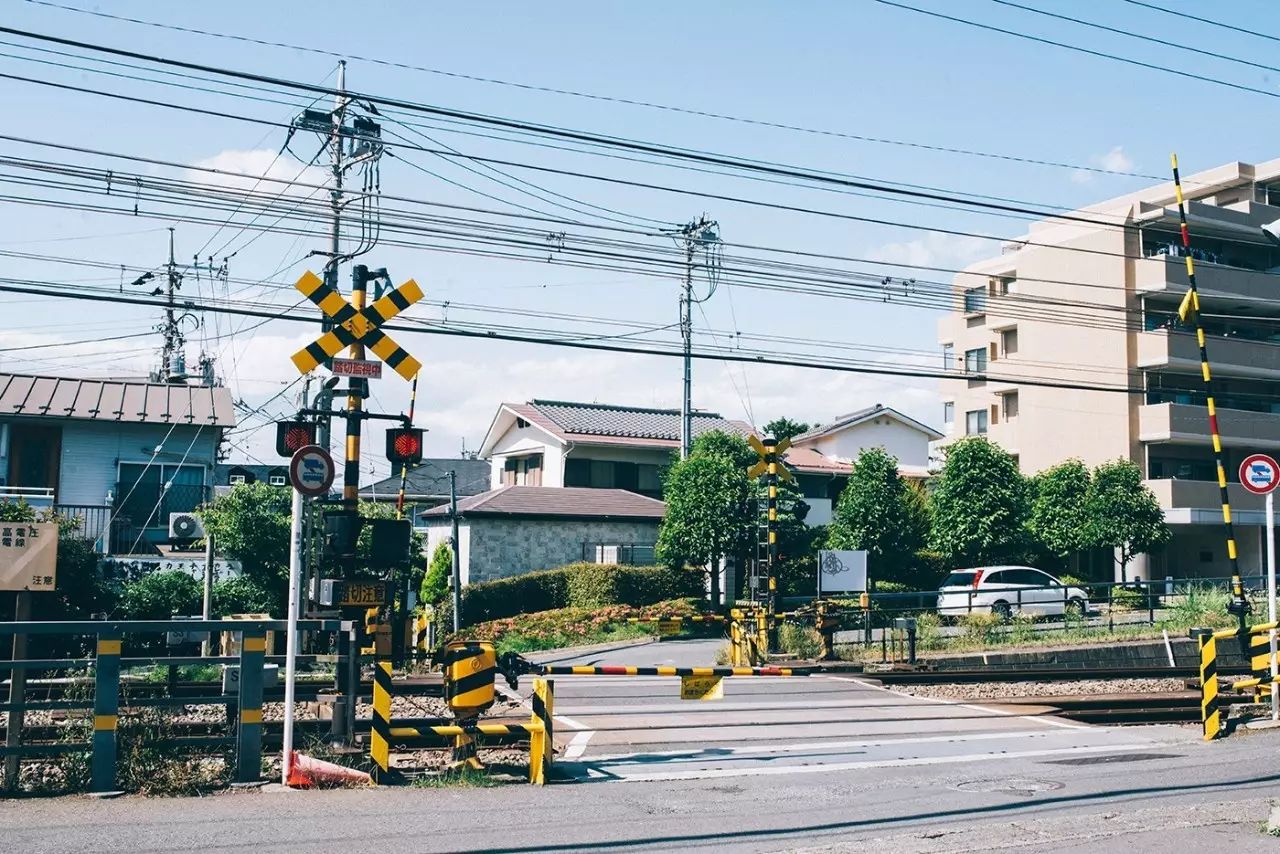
left=289, top=444, right=335, bottom=497
left=1240, top=453, right=1280, bottom=495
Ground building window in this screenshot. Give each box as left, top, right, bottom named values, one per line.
left=1002, top=391, right=1019, bottom=419
left=268, top=475, right=287, bottom=486
left=117, top=463, right=206, bottom=528
left=229, top=474, right=246, bottom=485
left=515, top=417, right=529, bottom=429
left=964, top=287, right=987, bottom=314
left=992, top=277, right=1014, bottom=296
left=965, top=409, right=988, bottom=435
left=943, top=402, right=954, bottom=424
left=502, top=454, right=543, bottom=486
left=942, top=343, right=953, bottom=370
left=1000, top=328, right=1018, bottom=356
left=964, top=347, right=987, bottom=374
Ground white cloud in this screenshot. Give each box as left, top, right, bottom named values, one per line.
left=186, top=148, right=327, bottom=199
left=1071, top=146, right=1135, bottom=184
left=866, top=232, right=993, bottom=269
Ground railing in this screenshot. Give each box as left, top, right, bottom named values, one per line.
left=51, top=504, right=113, bottom=553
left=1, top=618, right=350, bottom=794
left=111, top=483, right=211, bottom=553
left=774, top=575, right=1254, bottom=666
left=0, top=487, right=54, bottom=510
left=581, top=543, right=657, bottom=566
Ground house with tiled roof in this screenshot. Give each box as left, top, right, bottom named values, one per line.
left=0, top=371, right=235, bottom=553
left=782, top=404, right=943, bottom=525
left=417, top=486, right=666, bottom=584
left=478, top=399, right=754, bottom=499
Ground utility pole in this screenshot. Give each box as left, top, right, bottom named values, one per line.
left=160, top=227, right=186, bottom=383
left=449, top=470, right=461, bottom=632
left=675, top=217, right=719, bottom=459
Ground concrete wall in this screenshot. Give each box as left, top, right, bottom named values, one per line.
left=425, top=516, right=661, bottom=585
left=801, top=416, right=931, bottom=468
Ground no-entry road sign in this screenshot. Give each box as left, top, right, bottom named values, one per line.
left=1240, top=453, right=1280, bottom=495
left=290, top=444, right=336, bottom=497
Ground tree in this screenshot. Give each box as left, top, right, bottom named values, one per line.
left=198, top=483, right=291, bottom=601
left=1085, top=459, right=1171, bottom=582
left=1027, top=460, right=1094, bottom=566
left=762, top=417, right=812, bottom=443
left=929, top=437, right=1030, bottom=565
left=827, top=447, right=928, bottom=585
left=120, top=571, right=202, bottom=620
left=656, top=453, right=751, bottom=606
left=421, top=542, right=452, bottom=606
left=689, top=430, right=756, bottom=469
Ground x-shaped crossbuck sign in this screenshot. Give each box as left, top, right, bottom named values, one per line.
left=289, top=270, right=424, bottom=381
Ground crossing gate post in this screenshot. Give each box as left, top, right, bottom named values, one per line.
left=529, top=678, right=554, bottom=785
left=443, top=641, right=497, bottom=771
left=235, top=627, right=266, bottom=783
left=369, top=657, right=402, bottom=784
left=90, top=629, right=122, bottom=793
left=1192, top=627, right=1221, bottom=741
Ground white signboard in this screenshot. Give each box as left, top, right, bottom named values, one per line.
left=101, top=556, right=242, bottom=584
left=817, top=550, right=867, bottom=594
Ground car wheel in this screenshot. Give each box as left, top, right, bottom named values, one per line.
left=991, top=601, right=1013, bottom=621
left=1065, top=598, right=1087, bottom=619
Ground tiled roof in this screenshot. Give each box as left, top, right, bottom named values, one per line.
left=783, top=445, right=852, bottom=475
left=791, top=404, right=942, bottom=444
left=419, top=486, right=666, bottom=520
left=361, top=458, right=491, bottom=499
left=518, top=399, right=753, bottom=446
left=0, top=372, right=235, bottom=427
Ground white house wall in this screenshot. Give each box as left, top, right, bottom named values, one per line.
left=803, top=418, right=930, bottom=468
left=488, top=421, right=565, bottom=487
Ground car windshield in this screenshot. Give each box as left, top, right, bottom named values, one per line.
left=940, top=571, right=978, bottom=587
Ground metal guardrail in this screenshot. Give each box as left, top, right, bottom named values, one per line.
left=0, top=618, right=348, bottom=794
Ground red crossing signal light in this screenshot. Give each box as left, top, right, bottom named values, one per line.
left=275, top=420, right=316, bottom=457
left=386, top=427, right=424, bottom=466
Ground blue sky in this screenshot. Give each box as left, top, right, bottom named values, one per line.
left=3, top=0, right=1280, bottom=476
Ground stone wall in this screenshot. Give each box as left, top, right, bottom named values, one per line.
left=465, top=517, right=660, bottom=583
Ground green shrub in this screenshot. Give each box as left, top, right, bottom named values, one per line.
left=121, top=571, right=202, bottom=620
left=777, top=623, right=822, bottom=660
left=959, top=613, right=1002, bottom=645
left=1109, top=585, right=1146, bottom=611
left=913, top=611, right=942, bottom=651
left=439, top=563, right=703, bottom=628
left=420, top=543, right=452, bottom=606
left=211, top=576, right=277, bottom=616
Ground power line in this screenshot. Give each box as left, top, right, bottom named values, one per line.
left=1119, top=0, right=1280, bottom=45
left=18, top=0, right=1167, bottom=181
left=873, top=0, right=1280, bottom=101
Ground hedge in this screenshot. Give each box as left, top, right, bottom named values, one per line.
left=438, top=563, right=704, bottom=628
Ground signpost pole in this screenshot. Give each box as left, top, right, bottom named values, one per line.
left=1268, top=489, right=1277, bottom=721
left=282, top=485, right=304, bottom=785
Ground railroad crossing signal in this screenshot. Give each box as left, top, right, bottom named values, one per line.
left=289, top=270, right=424, bottom=380
left=747, top=435, right=792, bottom=481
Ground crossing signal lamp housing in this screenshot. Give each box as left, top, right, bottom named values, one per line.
left=385, top=427, right=424, bottom=466
left=275, top=420, right=316, bottom=458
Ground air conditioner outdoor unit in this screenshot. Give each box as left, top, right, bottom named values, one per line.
left=169, top=512, right=205, bottom=542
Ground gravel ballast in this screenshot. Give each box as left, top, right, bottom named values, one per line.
left=890, top=676, right=1189, bottom=701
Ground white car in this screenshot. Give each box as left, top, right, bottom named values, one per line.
left=936, top=566, right=1088, bottom=620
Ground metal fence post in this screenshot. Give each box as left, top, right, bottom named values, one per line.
left=235, top=626, right=266, bottom=784
left=3, top=592, right=31, bottom=792
left=91, top=629, right=122, bottom=793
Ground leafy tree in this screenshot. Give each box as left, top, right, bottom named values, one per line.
left=762, top=417, right=812, bottom=443
left=827, top=448, right=928, bottom=585
left=929, top=437, right=1030, bottom=565
left=198, top=483, right=291, bottom=599
left=421, top=542, right=452, bottom=606
left=656, top=453, right=751, bottom=606
left=1085, top=459, right=1171, bottom=582
left=1027, top=460, right=1094, bottom=566
left=212, top=576, right=278, bottom=615
left=120, top=570, right=202, bottom=620
left=689, top=430, right=756, bottom=469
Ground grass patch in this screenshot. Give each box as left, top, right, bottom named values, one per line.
left=777, top=623, right=822, bottom=659
left=139, top=663, right=223, bottom=683
left=411, top=767, right=500, bottom=788
left=448, top=598, right=711, bottom=656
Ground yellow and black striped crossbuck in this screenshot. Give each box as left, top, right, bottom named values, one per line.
left=289, top=270, right=424, bottom=380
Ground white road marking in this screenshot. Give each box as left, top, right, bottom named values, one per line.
left=827, top=675, right=1094, bottom=731
left=564, top=730, right=593, bottom=760
left=588, top=742, right=1158, bottom=783
left=552, top=698, right=928, bottom=715
left=580, top=727, right=1089, bottom=764
left=496, top=683, right=595, bottom=759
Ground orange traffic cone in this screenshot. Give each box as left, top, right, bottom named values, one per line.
left=286, top=751, right=374, bottom=788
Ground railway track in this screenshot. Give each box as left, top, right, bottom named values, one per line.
left=856, top=666, right=1205, bottom=684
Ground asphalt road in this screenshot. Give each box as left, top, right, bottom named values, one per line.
left=4, top=639, right=1278, bottom=853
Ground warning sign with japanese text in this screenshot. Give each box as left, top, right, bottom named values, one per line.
left=0, top=522, right=58, bottom=591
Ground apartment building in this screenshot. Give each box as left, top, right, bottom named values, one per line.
left=938, top=159, right=1280, bottom=582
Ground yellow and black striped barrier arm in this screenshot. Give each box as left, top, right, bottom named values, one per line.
left=529, top=678, right=554, bottom=786
left=537, top=664, right=811, bottom=677
left=1171, top=154, right=1250, bottom=629
left=624, top=615, right=727, bottom=624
